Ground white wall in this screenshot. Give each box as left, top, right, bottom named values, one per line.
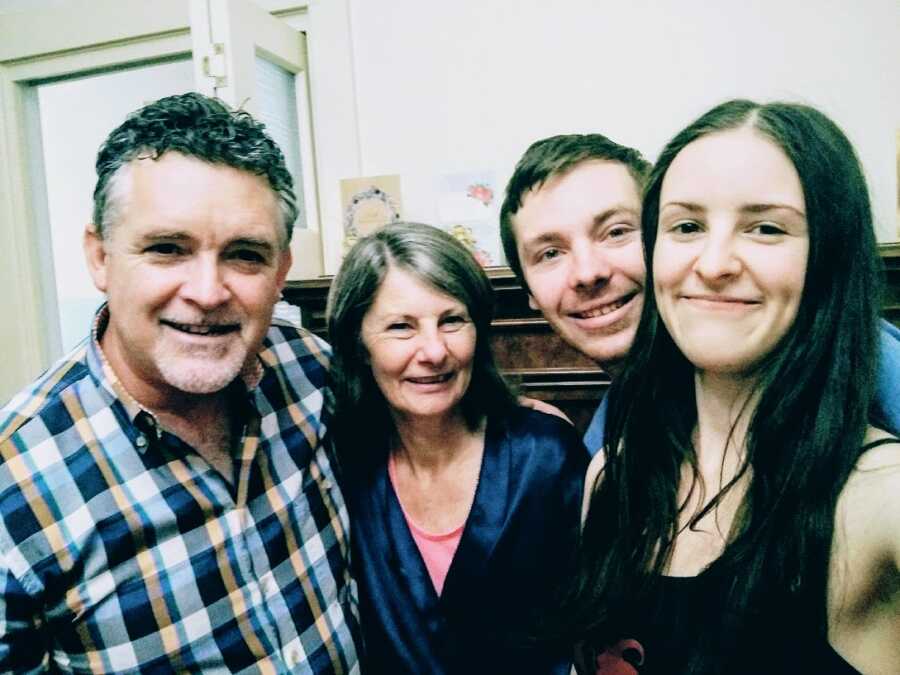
left=346, top=0, right=899, bottom=243
left=37, top=58, right=195, bottom=353
left=3, top=0, right=896, bottom=262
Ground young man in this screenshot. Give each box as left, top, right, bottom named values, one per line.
left=500, top=133, right=900, bottom=453
left=500, top=134, right=649, bottom=454
left=0, top=93, right=359, bottom=673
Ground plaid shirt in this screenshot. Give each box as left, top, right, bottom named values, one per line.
left=0, top=307, right=360, bottom=674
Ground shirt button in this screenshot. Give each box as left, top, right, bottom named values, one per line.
left=287, top=648, right=302, bottom=667
left=135, top=435, right=148, bottom=449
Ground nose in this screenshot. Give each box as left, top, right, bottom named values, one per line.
left=694, top=232, right=742, bottom=283
left=180, top=256, right=232, bottom=309
left=416, top=326, right=448, bottom=365
left=568, top=241, right=611, bottom=292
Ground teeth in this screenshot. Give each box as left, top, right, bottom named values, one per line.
left=165, top=321, right=234, bottom=335
left=409, top=373, right=452, bottom=384
left=579, top=299, right=626, bottom=318
left=182, top=324, right=211, bottom=335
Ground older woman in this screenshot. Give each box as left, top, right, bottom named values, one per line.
left=562, top=101, right=899, bottom=674
left=327, top=222, right=588, bottom=673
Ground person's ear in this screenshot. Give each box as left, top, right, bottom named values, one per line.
left=275, top=247, right=292, bottom=291
left=83, top=224, right=109, bottom=293
left=527, top=293, right=539, bottom=311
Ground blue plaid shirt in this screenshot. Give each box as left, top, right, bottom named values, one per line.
left=0, top=306, right=360, bottom=673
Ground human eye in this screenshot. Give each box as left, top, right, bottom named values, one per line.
left=440, top=313, right=470, bottom=332
left=385, top=321, right=415, bottom=338
left=667, top=220, right=703, bottom=237
left=536, top=247, right=562, bottom=263
left=604, top=223, right=638, bottom=243
left=229, top=248, right=268, bottom=265
left=747, top=222, right=786, bottom=237
left=144, top=241, right=185, bottom=257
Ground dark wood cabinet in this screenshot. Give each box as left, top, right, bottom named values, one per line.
left=881, top=243, right=900, bottom=327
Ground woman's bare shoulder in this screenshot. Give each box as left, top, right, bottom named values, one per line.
left=830, top=428, right=900, bottom=675
left=838, top=426, right=900, bottom=563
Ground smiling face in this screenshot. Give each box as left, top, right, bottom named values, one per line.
left=653, top=128, right=809, bottom=375
left=512, top=160, right=645, bottom=373
left=84, top=152, right=291, bottom=405
left=361, top=267, right=476, bottom=425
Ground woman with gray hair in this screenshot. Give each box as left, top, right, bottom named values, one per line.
left=327, top=222, right=587, bottom=673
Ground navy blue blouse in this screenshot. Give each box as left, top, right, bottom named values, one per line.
left=348, top=407, right=588, bottom=674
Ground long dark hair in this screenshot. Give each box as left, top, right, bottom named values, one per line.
left=562, top=100, right=881, bottom=671
left=326, top=222, right=516, bottom=473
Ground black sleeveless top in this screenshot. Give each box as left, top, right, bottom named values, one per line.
left=593, top=567, right=861, bottom=675
left=588, top=436, right=900, bottom=675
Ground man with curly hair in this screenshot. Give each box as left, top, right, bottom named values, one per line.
left=0, top=93, right=360, bottom=673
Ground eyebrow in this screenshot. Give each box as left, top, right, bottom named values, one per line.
left=594, top=206, right=640, bottom=225
left=139, top=232, right=191, bottom=242
left=228, top=237, right=277, bottom=252
left=522, top=231, right=562, bottom=251
left=591, top=206, right=640, bottom=237
left=740, top=203, right=806, bottom=218
left=371, top=312, right=410, bottom=323
left=660, top=201, right=806, bottom=218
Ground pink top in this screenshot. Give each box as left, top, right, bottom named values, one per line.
left=388, top=455, right=465, bottom=595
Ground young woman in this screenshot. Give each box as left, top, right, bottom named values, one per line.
left=564, top=100, right=899, bottom=674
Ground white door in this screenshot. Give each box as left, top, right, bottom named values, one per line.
left=189, top=0, right=323, bottom=279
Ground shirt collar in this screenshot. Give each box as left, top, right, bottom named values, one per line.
left=87, top=303, right=266, bottom=426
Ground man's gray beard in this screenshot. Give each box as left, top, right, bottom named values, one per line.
left=156, top=346, right=247, bottom=395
